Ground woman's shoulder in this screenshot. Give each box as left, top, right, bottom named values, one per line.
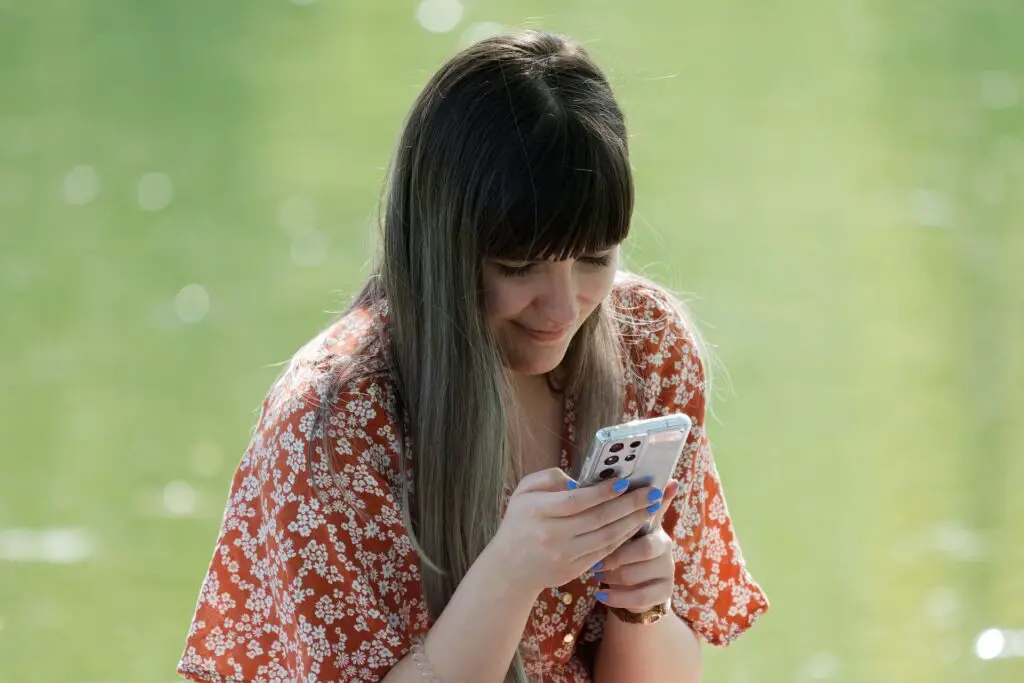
left=610, top=273, right=709, bottom=415
left=610, top=273, right=702, bottom=356
left=271, top=304, right=388, bottom=394
left=253, top=305, right=401, bottom=475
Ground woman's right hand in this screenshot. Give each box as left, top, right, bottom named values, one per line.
left=487, top=468, right=662, bottom=595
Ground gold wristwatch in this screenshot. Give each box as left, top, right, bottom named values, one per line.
left=607, top=601, right=668, bottom=625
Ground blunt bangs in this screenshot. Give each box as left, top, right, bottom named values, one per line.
left=480, top=106, right=634, bottom=261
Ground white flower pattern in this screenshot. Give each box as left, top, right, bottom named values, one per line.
left=178, top=282, right=768, bottom=682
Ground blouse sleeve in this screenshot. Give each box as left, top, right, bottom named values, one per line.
left=177, top=374, right=424, bottom=682
left=638, top=287, right=769, bottom=646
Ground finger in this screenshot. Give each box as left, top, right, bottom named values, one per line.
left=567, top=482, right=665, bottom=533
left=595, top=580, right=673, bottom=612
left=597, top=530, right=670, bottom=573
left=664, top=478, right=679, bottom=503
left=537, top=476, right=635, bottom=518
left=597, top=554, right=671, bottom=588
left=573, top=533, right=645, bottom=579
left=568, top=503, right=651, bottom=562
left=648, top=478, right=679, bottom=529
left=514, top=467, right=576, bottom=494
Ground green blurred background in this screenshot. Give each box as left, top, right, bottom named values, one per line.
left=2, top=0, right=1023, bottom=681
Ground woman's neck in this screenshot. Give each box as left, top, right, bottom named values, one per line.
left=507, top=371, right=566, bottom=476
left=509, top=370, right=551, bottom=398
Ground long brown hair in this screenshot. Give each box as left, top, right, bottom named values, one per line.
left=313, top=31, right=635, bottom=681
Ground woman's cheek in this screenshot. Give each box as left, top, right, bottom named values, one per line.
left=486, top=283, right=531, bottom=321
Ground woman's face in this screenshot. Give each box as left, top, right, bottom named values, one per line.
left=482, top=246, right=620, bottom=376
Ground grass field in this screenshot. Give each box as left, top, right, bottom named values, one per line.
left=1, top=1, right=1022, bottom=681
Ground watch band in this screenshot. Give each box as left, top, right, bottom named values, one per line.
left=607, top=601, right=668, bottom=625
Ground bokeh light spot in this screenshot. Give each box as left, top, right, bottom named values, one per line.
left=63, top=165, right=100, bottom=205
left=39, top=528, right=94, bottom=564
left=417, top=0, right=463, bottom=34
left=802, top=652, right=839, bottom=680
left=910, top=188, right=951, bottom=228
left=0, top=528, right=35, bottom=562
left=174, top=284, right=210, bottom=323
left=979, top=70, right=1018, bottom=110
left=0, top=527, right=95, bottom=563
left=138, top=171, right=174, bottom=211
left=931, top=520, right=986, bottom=561
left=975, top=628, right=1005, bottom=660
left=163, top=481, right=198, bottom=517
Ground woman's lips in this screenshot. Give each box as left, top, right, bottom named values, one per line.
left=515, top=322, right=571, bottom=343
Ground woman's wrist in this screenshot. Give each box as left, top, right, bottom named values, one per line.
left=480, top=533, right=547, bottom=600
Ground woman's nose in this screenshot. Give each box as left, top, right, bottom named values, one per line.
left=537, top=267, right=579, bottom=327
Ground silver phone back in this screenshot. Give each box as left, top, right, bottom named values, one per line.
left=577, top=414, right=693, bottom=534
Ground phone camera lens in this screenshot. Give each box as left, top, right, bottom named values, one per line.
left=624, top=453, right=636, bottom=462
left=599, top=468, right=616, bottom=479
left=604, top=455, right=619, bottom=466
left=629, top=440, right=641, bottom=448
left=609, top=443, right=624, bottom=453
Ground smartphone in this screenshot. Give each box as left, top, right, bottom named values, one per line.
left=576, top=413, right=693, bottom=535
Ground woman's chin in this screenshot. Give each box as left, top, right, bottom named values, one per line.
left=505, top=348, right=568, bottom=377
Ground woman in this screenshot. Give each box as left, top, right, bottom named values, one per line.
left=178, top=30, right=768, bottom=683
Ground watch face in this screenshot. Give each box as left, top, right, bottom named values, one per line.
left=639, top=602, right=668, bottom=624
left=613, top=604, right=667, bottom=625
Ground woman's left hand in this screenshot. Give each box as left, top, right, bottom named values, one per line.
left=594, top=478, right=679, bottom=612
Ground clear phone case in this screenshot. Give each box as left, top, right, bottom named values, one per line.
left=576, top=414, right=692, bottom=534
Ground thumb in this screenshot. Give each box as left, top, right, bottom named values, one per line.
left=515, top=467, right=575, bottom=494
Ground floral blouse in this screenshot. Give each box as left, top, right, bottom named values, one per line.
left=177, top=280, right=769, bottom=682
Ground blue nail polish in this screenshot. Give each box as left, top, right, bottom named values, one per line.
left=647, top=502, right=661, bottom=515
left=647, top=488, right=663, bottom=502
left=567, top=480, right=578, bottom=490
left=612, top=478, right=629, bottom=494
left=596, top=591, right=609, bottom=602
left=594, top=571, right=605, bottom=580
left=591, top=561, right=603, bottom=571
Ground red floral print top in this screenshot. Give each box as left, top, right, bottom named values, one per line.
left=178, top=280, right=769, bottom=682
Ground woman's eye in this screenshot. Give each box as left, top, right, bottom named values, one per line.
left=495, top=254, right=610, bottom=276
left=497, top=262, right=536, bottom=277
left=579, top=254, right=612, bottom=268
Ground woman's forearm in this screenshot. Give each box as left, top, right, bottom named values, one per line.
left=383, top=543, right=539, bottom=683
left=594, top=609, right=702, bottom=683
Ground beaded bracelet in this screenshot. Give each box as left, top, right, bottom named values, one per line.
left=411, top=635, right=442, bottom=682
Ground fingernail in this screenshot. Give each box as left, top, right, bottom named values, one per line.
left=647, top=488, right=663, bottom=502
left=647, top=502, right=661, bottom=515
left=612, top=478, right=629, bottom=494
left=594, top=571, right=605, bottom=580
left=567, top=480, right=578, bottom=490
left=596, top=591, right=609, bottom=602
left=590, top=561, right=603, bottom=571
